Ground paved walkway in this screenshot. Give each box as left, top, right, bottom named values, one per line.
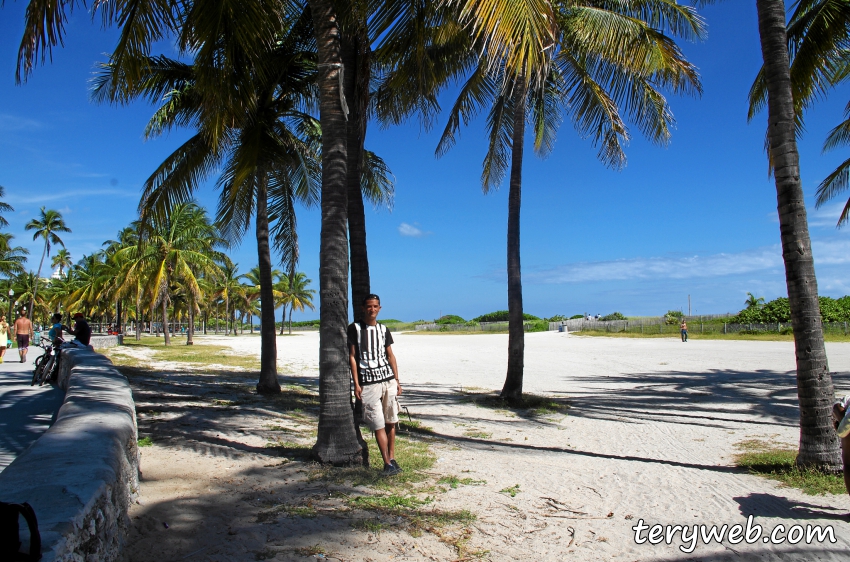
left=0, top=346, right=59, bottom=473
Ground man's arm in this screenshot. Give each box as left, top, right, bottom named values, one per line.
left=349, top=345, right=362, bottom=400
left=386, top=345, right=401, bottom=396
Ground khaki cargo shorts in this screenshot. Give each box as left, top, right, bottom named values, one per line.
left=361, top=379, right=400, bottom=431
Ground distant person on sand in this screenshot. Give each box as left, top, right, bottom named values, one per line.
left=13, top=309, right=33, bottom=363
left=680, top=319, right=688, bottom=342
left=349, top=294, right=403, bottom=476
left=0, top=315, right=8, bottom=363
left=832, top=396, right=850, bottom=498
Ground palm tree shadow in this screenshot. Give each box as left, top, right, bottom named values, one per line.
left=735, top=492, right=849, bottom=521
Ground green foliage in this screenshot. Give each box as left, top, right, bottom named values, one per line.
left=436, top=314, right=466, bottom=324
left=138, top=437, right=153, bottom=447
left=664, top=310, right=684, bottom=325
left=499, top=484, right=521, bottom=497
left=569, top=314, right=584, bottom=320
left=472, top=310, right=540, bottom=322
left=546, top=314, right=569, bottom=322
left=732, top=295, right=850, bottom=323
left=600, top=312, right=626, bottom=321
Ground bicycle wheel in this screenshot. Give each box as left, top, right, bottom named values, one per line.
left=37, top=354, right=55, bottom=386
left=31, top=355, right=45, bottom=386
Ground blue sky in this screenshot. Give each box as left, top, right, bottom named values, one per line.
left=1, top=3, right=850, bottom=322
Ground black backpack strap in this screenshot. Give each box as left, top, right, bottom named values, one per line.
left=18, top=503, right=41, bottom=561
left=0, top=502, right=41, bottom=562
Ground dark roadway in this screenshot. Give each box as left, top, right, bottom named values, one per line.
left=0, top=345, right=61, bottom=473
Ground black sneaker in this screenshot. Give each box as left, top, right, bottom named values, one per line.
left=382, top=463, right=401, bottom=476
left=390, top=459, right=403, bottom=472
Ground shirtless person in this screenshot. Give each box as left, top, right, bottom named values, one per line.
left=13, top=309, right=34, bottom=363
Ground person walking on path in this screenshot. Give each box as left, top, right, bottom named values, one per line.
left=680, top=319, right=688, bottom=342
left=0, top=315, right=8, bottom=362
left=348, top=294, right=403, bottom=476
left=13, top=310, right=33, bottom=363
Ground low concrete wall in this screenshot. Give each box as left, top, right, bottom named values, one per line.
left=90, top=335, right=123, bottom=349
left=0, top=348, right=139, bottom=562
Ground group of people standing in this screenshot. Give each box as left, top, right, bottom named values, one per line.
left=0, top=310, right=91, bottom=363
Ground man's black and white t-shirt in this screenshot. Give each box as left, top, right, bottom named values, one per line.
left=347, top=322, right=394, bottom=386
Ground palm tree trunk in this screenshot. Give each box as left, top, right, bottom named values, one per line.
left=30, top=243, right=47, bottom=321
left=756, top=0, right=840, bottom=470
left=501, top=77, right=527, bottom=402
left=187, top=306, right=194, bottom=345
left=225, top=295, right=230, bottom=336
left=342, top=34, right=371, bottom=324
left=280, top=304, right=287, bottom=335
left=310, top=0, right=363, bottom=466
left=289, top=307, right=293, bottom=335
left=116, top=300, right=122, bottom=334
left=136, top=294, right=142, bottom=340
left=203, top=310, right=207, bottom=335
left=256, top=175, right=281, bottom=394
left=162, top=299, right=171, bottom=346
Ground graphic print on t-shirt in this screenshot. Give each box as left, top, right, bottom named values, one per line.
left=348, top=322, right=395, bottom=385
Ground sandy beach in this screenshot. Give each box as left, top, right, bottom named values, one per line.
left=115, top=331, right=850, bottom=561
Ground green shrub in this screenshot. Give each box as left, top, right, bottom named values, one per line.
left=473, top=310, right=540, bottom=322
left=601, top=312, right=626, bottom=321
left=664, top=310, right=684, bottom=325
left=436, top=314, right=466, bottom=325
left=569, top=314, right=584, bottom=320
left=547, top=315, right=569, bottom=322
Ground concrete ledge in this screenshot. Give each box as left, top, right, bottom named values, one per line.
left=90, top=335, right=123, bottom=349
left=0, top=348, right=139, bottom=562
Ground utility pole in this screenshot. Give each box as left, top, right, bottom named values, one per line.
left=688, top=295, right=691, bottom=317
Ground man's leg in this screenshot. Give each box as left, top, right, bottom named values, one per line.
left=385, top=423, right=397, bottom=462
left=374, top=427, right=391, bottom=466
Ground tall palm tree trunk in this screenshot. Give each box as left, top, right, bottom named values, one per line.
left=256, top=176, right=281, bottom=394
left=756, top=0, right=840, bottom=470
left=343, top=35, right=371, bottom=324
left=187, top=302, right=194, bottom=346
left=162, top=299, right=171, bottom=346
left=30, top=243, right=47, bottom=321
left=501, top=78, right=527, bottom=401
left=310, top=0, right=363, bottom=466
left=136, top=293, right=142, bottom=341
left=116, top=300, right=122, bottom=334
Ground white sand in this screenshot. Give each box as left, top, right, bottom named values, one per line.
left=124, top=332, right=850, bottom=560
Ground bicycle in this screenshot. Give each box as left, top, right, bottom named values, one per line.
left=31, top=337, right=61, bottom=387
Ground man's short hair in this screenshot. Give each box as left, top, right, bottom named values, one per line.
left=362, top=293, right=380, bottom=305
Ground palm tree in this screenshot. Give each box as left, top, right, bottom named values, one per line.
left=308, top=0, right=365, bottom=465
left=0, top=234, right=28, bottom=279
left=283, top=272, right=315, bottom=334
left=92, top=2, right=319, bottom=393
left=51, top=248, right=73, bottom=277
left=751, top=0, right=840, bottom=470
left=116, top=203, right=223, bottom=346
left=0, top=186, right=14, bottom=230
left=441, top=0, right=703, bottom=400
left=216, top=259, right=245, bottom=336
left=745, top=292, right=766, bottom=309
left=24, top=207, right=71, bottom=321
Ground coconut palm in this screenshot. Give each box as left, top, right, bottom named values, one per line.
left=308, top=0, right=365, bottom=465
left=24, top=207, right=71, bottom=321
left=91, top=1, right=319, bottom=392
left=216, top=259, right=246, bottom=336
left=116, top=202, right=223, bottom=346
left=438, top=0, right=703, bottom=400
left=0, top=234, right=28, bottom=279
left=751, top=0, right=840, bottom=470
left=745, top=292, right=766, bottom=309
left=0, top=186, right=14, bottom=230
left=51, top=248, right=73, bottom=277
left=283, top=271, right=315, bottom=334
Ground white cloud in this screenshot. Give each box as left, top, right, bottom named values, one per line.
left=398, top=222, right=427, bottom=237
left=4, top=188, right=136, bottom=205
left=808, top=201, right=847, bottom=229
left=521, top=238, right=850, bottom=284
left=0, top=114, right=42, bottom=132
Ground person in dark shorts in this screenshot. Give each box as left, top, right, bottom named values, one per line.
left=13, top=309, right=33, bottom=363
left=68, top=312, right=92, bottom=346
left=348, top=294, right=402, bottom=476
